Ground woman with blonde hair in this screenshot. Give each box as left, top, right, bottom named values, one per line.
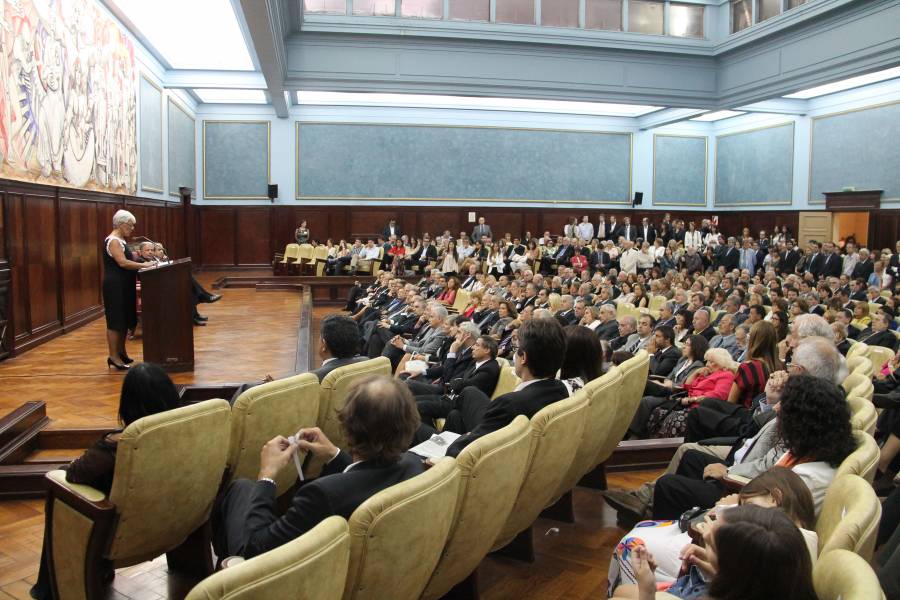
left=103, top=210, right=151, bottom=370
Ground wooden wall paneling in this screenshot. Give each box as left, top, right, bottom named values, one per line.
left=0, top=191, right=10, bottom=359
left=58, top=199, right=101, bottom=323
left=869, top=210, right=900, bottom=252
left=419, top=211, right=462, bottom=238
left=296, top=207, right=330, bottom=245
left=166, top=203, right=186, bottom=259
left=350, top=209, right=397, bottom=239
left=236, top=208, right=272, bottom=265
left=6, top=193, right=28, bottom=340
left=22, top=192, right=61, bottom=345
left=327, top=209, right=347, bottom=245
left=199, top=208, right=238, bottom=266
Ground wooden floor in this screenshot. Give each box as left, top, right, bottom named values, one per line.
left=0, top=273, right=659, bottom=599
left=0, top=271, right=326, bottom=430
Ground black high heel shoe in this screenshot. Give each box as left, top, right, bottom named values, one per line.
left=121, top=354, right=134, bottom=364
left=107, top=357, right=129, bottom=371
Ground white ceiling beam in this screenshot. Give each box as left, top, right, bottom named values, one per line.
left=238, top=0, right=291, bottom=117
left=164, top=70, right=268, bottom=89
left=735, top=98, right=809, bottom=115
left=638, top=108, right=709, bottom=130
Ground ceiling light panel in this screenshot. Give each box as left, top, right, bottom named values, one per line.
left=690, top=110, right=746, bottom=122
left=784, top=66, right=900, bottom=99
left=296, top=91, right=663, bottom=117
left=194, top=89, right=267, bottom=104
left=111, top=0, right=254, bottom=70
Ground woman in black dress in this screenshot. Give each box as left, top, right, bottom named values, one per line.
left=103, top=210, right=151, bottom=370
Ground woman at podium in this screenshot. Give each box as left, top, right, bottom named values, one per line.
left=103, top=210, right=151, bottom=370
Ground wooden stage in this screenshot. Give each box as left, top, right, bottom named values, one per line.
left=0, top=270, right=659, bottom=600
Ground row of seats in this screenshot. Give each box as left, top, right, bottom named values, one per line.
left=42, top=352, right=649, bottom=600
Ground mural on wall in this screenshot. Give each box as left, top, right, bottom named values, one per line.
left=0, top=0, right=137, bottom=193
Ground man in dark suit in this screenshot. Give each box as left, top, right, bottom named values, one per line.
left=691, top=309, right=716, bottom=341
left=889, top=241, right=900, bottom=279
left=722, top=238, right=741, bottom=271
left=365, top=297, right=427, bottom=358
left=555, top=295, right=578, bottom=326
left=606, top=216, right=619, bottom=242
left=213, top=376, right=424, bottom=559
left=411, top=239, right=438, bottom=271
left=595, top=304, right=620, bottom=341
left=780, top=240, right=801, bottom=274
left=381, top=219, right=401, bottom=239
left=618, top=217, right=635, bottom=242
left=821, top=242, right=843, bottom=278
left=649, top=326, right=679, bottom=377
left=851, top=248, right=874, bottom=282
left=856, top=313, right=898, bottom=350
left=443, top=318, right=570, bottom=457
left=410, top=332, right=502, bottom=430
left=639, top=218, right=656, bottom=245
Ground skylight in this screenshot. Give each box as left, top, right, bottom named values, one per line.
left=690, top=110, right=746, bottom=122
left=111, top=0, right=254, bottom=70
left=296, top=91, right=664, bottom=117
left=783, top=66, right=900, bottom=99
left=194, top=89, right=268, bottom=104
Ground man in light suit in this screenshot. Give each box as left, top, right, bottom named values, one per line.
left=708, top=314, right=740, bottom=360
left=213, top=376, right=424, bottom=559
left=471, top=216, right=492, bottom=243
left=383, top=304, right=450, bottom=371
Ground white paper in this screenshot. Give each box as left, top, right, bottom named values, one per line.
left=410, top=432, right=462, bottom=459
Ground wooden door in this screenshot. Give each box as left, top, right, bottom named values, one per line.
left=797, top=212, right=833, bottom=247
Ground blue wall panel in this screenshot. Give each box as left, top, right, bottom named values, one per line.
left=167, top=100, right=195, bottom=196
left=296, top=123, right=632, bottom=203
left=139, top=77, right=163, bottom=192
left=204, top=121, right=270, bottom=199
left=653, top=135, right=707, bottom=206
left=810, top=101, right=900, bottom=202
left=715, top=123, right=793, bottom=206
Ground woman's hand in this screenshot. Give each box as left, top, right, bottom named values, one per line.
left=630, top=545, right=658, bottom=600
left=680, top=543, right=717, bottom=580
left=681, top=396, right=694, bottom=406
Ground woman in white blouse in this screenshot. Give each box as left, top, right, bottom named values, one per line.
left=684, top=221, right=703, bottom=251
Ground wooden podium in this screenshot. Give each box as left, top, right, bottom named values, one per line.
left=139, top=258, right=194, bottom=372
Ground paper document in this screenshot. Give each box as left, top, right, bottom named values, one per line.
left=410, top=432, right=462, bottom=459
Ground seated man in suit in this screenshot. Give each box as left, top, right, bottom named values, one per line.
left=440, top=318, right=570, bottom=457
left=857, top=312, right=899, bottom=351
left=382, top=303, right=450, bottom=372
left=648, top=326, right=680, bottom=377
left=410, top=330, right=501, bottom=429
left=213, top=375, right=423, bottom=559
left=229, top=315, right=367, bottom=404
left=364, top=296, right=426, bottom=358
left=708, top=313, right=740, bottom=360
left=691, top=308, right=716, bottom=341
left=595, top=304, right=620, bottom=341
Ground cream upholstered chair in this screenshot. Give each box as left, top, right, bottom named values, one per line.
left=841, top=371, right=874, bottom=401
left=343, top=458, right=461, bottom=600
left=846, top=355, right=874, bottom=378
left=648, top=295, right=666, bottom=312
left=847, top=341, right=869, bottom=359
left=491, top=392, right=590, bottom=556
left=309, top=357, right=392, bottom=476
left=835, top=430, right=880, bottom=483
left=593, top=351, right=651, bottom=468
left=491, top=361, right=521, bottom=400
left=420, top=416, right=532, bottom=600
left=448, top=289, right=470, bottom=314
left=311, top=244, right=331, bottom=276
left=848, top=396, right=877, bottom=436
left=867, top=344, right=896, bottom=371
left=226, top=373, right=320, bottom=495
left=548, top=368, right=623, bottom=511
left=44, top=399, right=231, bottom=600
left=185, top=516, right=350, bottom=600
left=814, top=549, right=886, bottom=600
left=275, top=243, right=301, bottom=275
left=816, top=474, right=881, bottom=561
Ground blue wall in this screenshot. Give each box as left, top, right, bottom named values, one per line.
left=715, top=122, right=794, bottom=206
left=296, top=123, right=632, bottom=203
left=203, top=121, right=271, bottom=199
left=652, top=134, right=707, bottom=206
left=139, top=76, right=163, bottom=193
left=167, top=99, right=196, bottom=196
left=809, top=101, right=900, bottom=203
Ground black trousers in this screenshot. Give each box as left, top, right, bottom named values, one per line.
left=685, top=398, right=749, bottom=442
left=443, top=387, right=492, bottom=434
left=630, top=396, right=674, bottom=438
left=651, top=449, right=726, bottom=519
left=366, top=327, right=393, bottom=358
left=406, top=379, right=443, bottom=397
left=212, top=479, right=258, bottom=558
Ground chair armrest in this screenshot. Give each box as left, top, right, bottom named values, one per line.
left=47, top=469, right=109, bottom=504
left=722, top=473, right=750, bottom=491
